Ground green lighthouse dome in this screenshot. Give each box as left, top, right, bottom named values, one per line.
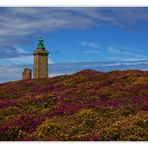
left=37, top=37, right=44, bottom=49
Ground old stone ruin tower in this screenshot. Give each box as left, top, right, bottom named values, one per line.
left=22, top=68, right=32, bottom=80
left=22, top=38, right=49, bottom=80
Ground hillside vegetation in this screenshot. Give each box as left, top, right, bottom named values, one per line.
left=0, top=70, right=148, bottom=141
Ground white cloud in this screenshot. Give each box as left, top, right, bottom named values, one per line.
left=108, top=47, right=121, bottom=54
left=107, top=46, right=147, bottom=61
left=0, top=56, right=54, bottom=65
left=0, top=56, right=33, bottom=65
left=14, top=46, right=29, bottom=54
left=84, top=50, right=101, bottom=54
left=81, top=41, right=100, bottom=49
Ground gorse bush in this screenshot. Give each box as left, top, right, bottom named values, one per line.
left=0, top=70, right=148, bottom=141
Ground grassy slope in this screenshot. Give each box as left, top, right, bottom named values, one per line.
left=0, top=69, right=148, bottom=141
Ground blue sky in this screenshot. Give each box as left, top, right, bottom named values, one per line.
left=0, top=8, right=148, bottom=83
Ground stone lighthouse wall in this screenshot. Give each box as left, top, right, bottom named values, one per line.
left=33, top=51, right=48, bottom=79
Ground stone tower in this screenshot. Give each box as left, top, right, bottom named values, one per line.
left=22, top=68, right=32, bottom=80
left=33, top=38, right=49, bottom=79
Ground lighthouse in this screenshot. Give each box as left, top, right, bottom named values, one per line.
left=33, top=38, right=49, bottom=79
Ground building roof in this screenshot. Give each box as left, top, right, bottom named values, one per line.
left=37, top=37, right=44, bottom=49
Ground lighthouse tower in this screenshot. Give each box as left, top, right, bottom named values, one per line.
left=33, top=38, right=49, bottom=79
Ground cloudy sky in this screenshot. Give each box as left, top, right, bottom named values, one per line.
left=0, top=7, right=148, bottom=83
